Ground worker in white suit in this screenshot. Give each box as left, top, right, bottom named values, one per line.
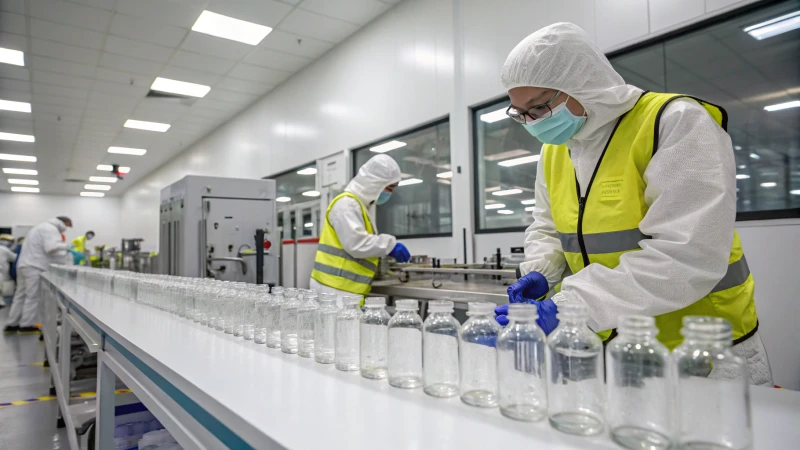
left=494, top=23, right=772, bottom=386
left=4, top=217, right=72, bottom=333
left=0, top=234, right=17, bottom=308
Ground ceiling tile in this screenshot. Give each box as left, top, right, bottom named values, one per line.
left=34, top=103, right=83, bottom=118
left=94, top=67, right=153, bottom=89
left=0, top=31, right=27, bottom=51
left=32, top=83, right=89, bottom=100
left=115, top=0, right=206, bottom=29
left=206, top=0, right=294, bottom=28
left=0, top=0, right=25, bottom=14
left=31, top=38, right=101, bottom=66
left=99, top=52, right=164, bottom=77
left=169, top=50, right=237, bottom=76
left=31, top=56, right=95, bottom=78
left=298, top=0, right=390, bottom=26
left=228, top=63, right=291, bottom=84
left=0, top=89, right=31, bottom=103
left=243, top=47, right=311, bottom=72
left=109, top=13, right=189, bottom=48
left=104, top=35, right=175, bottom=64
left=30, top=18, right=106, bottom=50
left=0, top=12, right=26, bottom=35
left=0, top=116, right=33, bottom=134
left=32, top=112, right=80, bottom=126
left=32, top=93, right=86, bottom=109
left=278, top=8, right=360, bottom=44
left=259, top=30, right=334, bottom=59
left=32, top=70, right=94, bottom=90
left=0, top=65, right=29, bottom=81
left=202, top=89, right=258, bottom=105
left=132, top=99, right=190, bottom=122
left=70, top=0, right=118, bottom=9
left=158, top=66, right=222, bottom=87
left=29, top=0, right=112, bottom=32
left=92, top=80, right=149, bottom=98
left=87, top=91, right=140, bottom=112
left=0, top=77, right=31, bottom=93
left=179, top=33, right=252, bottom=60
left=214, top=77, right=273, bottom=95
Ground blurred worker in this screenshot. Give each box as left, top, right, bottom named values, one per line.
left=70, top=230, right=95, bottom=265
left=0, top=235, right=16, bottom=308
left=310, top=154, right=411, bottom=304
left=4, top=217, right=72, bottom=333
left=10, top=236, right=23, bottom=282
left=495, top=23, right=771, bottom=385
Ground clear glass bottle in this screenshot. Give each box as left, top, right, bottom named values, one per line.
left=387, top=299, right=423, bottom=388
left=360, top=297, right=390, bottom=379
left=223, top=287, right=238, bottom=334
left=606, top=315, right=672, bottom=449
left=314, top=293, right=339, bottom=364
left=297, top=291, right=318, bottom=358
left=266, top=287, right=284, bottom=348
left=335, top=296, right=362, bottom=371
left=458, top=302, right=501, bottom=407
left=673, top=316, right=751, bottom=450
left=497, top=304, right=548, bottom=422
left=253, top=289, right=271, bottom=344
left=280, top=288, right=301, bottom=353
left=546, top=301, right=605, bottom=436
left=242, top=286, right=261, bottom=340
left=423, top=300, right=460, bottom=398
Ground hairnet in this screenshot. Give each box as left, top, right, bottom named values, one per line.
left=346, top=154, right=402, bottom=205
left=500, top=22, right=642, bottom=140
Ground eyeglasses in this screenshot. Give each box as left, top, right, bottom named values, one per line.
left=506, top=90, right=562, bottom=124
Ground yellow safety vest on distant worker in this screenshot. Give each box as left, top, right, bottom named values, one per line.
left=311, top=192, right=379, bottom=296
left=542, top=91, right=758, bottom=350
left=71, top=235, right=87, bottom=253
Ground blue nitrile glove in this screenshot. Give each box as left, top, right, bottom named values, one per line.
left=494, top=298, right=560, bottom=335
left=389, top=242, right=411, bottom=263
left=507, top=271, right=549, bottom=304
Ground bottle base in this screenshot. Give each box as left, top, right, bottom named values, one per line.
left=360, top=368, right=387, bottom=380
left=460, top=390, right=497, bottom=408
left=298, top=350, right=314, bottom=358
left=335, top=362, right=359, bottom=372
left=677, top=441, right=747, bottom=450
left=549, top=412, right=604, bottom=436
left=281, top=347, right=298, bottom=354
left=315, top=356, right=335, bottom=364
left=611, top=426, right=671, bottom=450
left=423, top=383, right=459, bottom=398
left=500, top=404, right=547, bottom=422
left=389, top=375, right=421, bottom=389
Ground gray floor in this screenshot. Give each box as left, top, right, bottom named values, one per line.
left=0, top=307, right=69, bottom=450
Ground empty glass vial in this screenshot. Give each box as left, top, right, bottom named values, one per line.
left=387, top=299, right=423, bottom=388
left=360, top=297, right=390, bottom=379
left=606, top=315, right=672, bottom=449
left=673, top=316, right=752, bottom=450
left=297, top=291, right=318, bottom=358
left=315, top=293, right=339, bottom=364
left=253, top=290, right=271, bottom=344
left=423, top=300, right=460, bottom=398
left=280, top=288, right=301, bottom=354
left=546, top=301, right=605, bottom=436
left=497, top=304, right=548, bottom=422
left=459, top=302, right=501, bottom=407
left=335, top=296, right=363, bottom=371
left=242, top=286, right=262, bottom=340
left=223, top=287, right=238, bottom=334
left=266, top=287, right=285, bottom=348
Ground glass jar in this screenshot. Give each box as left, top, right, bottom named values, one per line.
left=335, top=296, right=363, bottom=371
left=360, top=297, right=390, bottom=379
left=606, top=316, right=672, bottom=449
left=497, top=304, right=548, bottom=422
left=423, top=300, right=460, bottom=398
left=266, top=287, right=284, bottom=348
left=546, top=301, right=604, bottom=436
left=253, top=288, right=271, bottom=344
left=673, top=316, right=752, bottom=450
left=280, top=288, right=301, bottom=353
left=241, top=285, right=262, bottom=340
left=314, top=293, right=339, bottom=364
left=458, top=302, right=501, bottom=407
left=222, top=287, right=238, bottom=334
left=387, top=299, right=423, bottom=389
left=297, top=291, right=318, bottom=358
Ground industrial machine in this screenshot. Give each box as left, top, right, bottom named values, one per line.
left=159, top=175, right=278, bottom=285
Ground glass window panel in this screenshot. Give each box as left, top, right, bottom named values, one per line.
left=353, top=120, right=452, bottom=238
left=271, top=164, right=317, bottom=204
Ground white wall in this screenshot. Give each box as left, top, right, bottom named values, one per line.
left=0, top=193, right=124, bottom=247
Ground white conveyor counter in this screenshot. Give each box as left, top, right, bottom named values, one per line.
left=42, top=274, right=800, bottom=450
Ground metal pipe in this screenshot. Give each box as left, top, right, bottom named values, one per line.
left=398, top=267, right=516, bottom=277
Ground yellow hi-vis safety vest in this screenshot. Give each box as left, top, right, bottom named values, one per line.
left=71, top=235, right=87, bottom=252
left=542, top=91, right=758, bottom=350
left=311, top=192, right=379, bottom=296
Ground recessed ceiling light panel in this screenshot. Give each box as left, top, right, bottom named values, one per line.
left=191, top=10, right=273, bottom=45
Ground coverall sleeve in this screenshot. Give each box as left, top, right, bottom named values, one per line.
left=519, top=146, right=568, bottom=288
left=560, top=99, right=736, bottom=332
left=1, top=247, right=16, bottom=262
left=328, top=197, right=397, bottom=259
left=43, top=228, right=69, bottom=255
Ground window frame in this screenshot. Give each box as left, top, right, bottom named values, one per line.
left=351, top=116, right=454, bottom=240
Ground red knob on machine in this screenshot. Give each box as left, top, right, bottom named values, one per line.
left=263, top=240, right=272, bottom=250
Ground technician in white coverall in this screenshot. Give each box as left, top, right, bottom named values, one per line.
left=495, top=23, right=772, bottom=385
left=4, top=217, right=72, bottom=332
left=0, top=235, right=17, bottom=308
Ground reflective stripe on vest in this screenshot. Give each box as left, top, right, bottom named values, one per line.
left=542, top=92, right=758, bottom=350
left=315, top=243, right=378, bottom=273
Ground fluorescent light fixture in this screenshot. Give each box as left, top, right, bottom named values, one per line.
left=436, top=171, right=453, bottom=178
left=744, top=11, right=800, bottom=40
left=108, top=146, right=146, bottom=156
left=764, top=100, right=800, bottom=111
left=749, top=153, right=760, bottom=160
left=11, top=186, right=38, bottom=193
left=525, top=206, right=535, bottom=212
left=302, top=190, right=320, bottom=197
left=398, top=178, right=423, bottom=186
left=297, top=167, right=317, bottom=175
left=2, top=168, right=37, bottom=175
left=734, top=145, right=742, bottom=150
left=96, top=164, right=130, bottom=173
left=498, top=155, right=540, bottom=167
left=276, top=196, right=291, bottom=202
left=736, top=174, right=750, bottom=180
left=0, top=47, right=24, bottom=66
left=484, top=203, right=506, bottom=210
left=521, top=199, right=536, bottom=205
left=479, top=108, right=508, bottom=123
left=80, top=192, right=104, bottom=197
left=492, top=188, right=523, bottom=196
left=89, top=176, right=117, bottom=183
left=304, top=223, right=313, bottom=228
left=84, top=184, right=111, bottom=191
left=191, top=10, right=273, bottom=45
left=760, top=182, right=777, bottom=187
left=0, top=99, right=31, bottom=113
left=7, top=179, right=38, bottom=185
left=738, top=165, right=746, bottom=169
left=370, top=140, right=406, bottom=153
left=124, top=119, right=171, bottom=132
left=790, top=189, right=800, bottom=195
left=150, top=77, right=210, bottom=98
left=0, top=132, right=34, bottom=143
left=497, top=209, right=514, bottom=215
left=0, top=153, right=36, bottom=162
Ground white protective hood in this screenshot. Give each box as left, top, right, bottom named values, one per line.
left=345, top=154, right=402, bottom=211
